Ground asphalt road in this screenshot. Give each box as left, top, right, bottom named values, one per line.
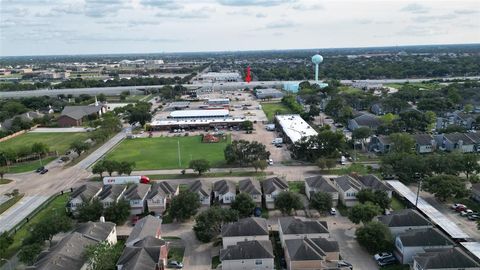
left=0, top=195, right=49, bottom=232
left=2, top=76, right=478, bottom=98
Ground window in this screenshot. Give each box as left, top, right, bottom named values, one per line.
left=255, top=260, right=262, bottom=265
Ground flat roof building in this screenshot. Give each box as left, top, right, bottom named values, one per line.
left=255, top=88, right=284, bottom=99
left=207, top=98, right=230, bottom=106
left=275, top=114, right=318, bottom=144
left=168, top=109, right=229, bottom=119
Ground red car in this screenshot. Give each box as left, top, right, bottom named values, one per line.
left=455, top=205, right=467, bottom=212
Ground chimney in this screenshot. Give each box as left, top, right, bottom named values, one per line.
left=100, top=216, right=105, bottom=223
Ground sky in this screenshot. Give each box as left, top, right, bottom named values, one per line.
left=0, top=0, right=479, bottom=56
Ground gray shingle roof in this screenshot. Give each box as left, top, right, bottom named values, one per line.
left=334, top=175, right=362, bottom=192
left=213, top=180, right=236, bottom=195
left=147, top=181, right=178, bottom=199
left=352, top=114, right=381, bottom=128
left=412, top=134, right=434, bottom=145
left=377, top=135, right=392, bottom=145
left=221, top=217, right=268, bottom=237
left=123, top=184, right=151, bottom=201
left=262, top=177, right=288, bottom=194
left=352, top=174, right=391, bottom=192
left=285, top=238, right=339, bottom=261
left=74, top=221, right=115, bottom=242
left=414, top=247, right=480, bottom=269
left=188, top=180, right=210, bottom=196
left=397, top=228, right=454, bottom=247
left=61, top=105, right=103, bottom=120
left=220, top=240, right=274, bottom=261
left=466, top=132, right=480, bottom=143
left=279, top=217, right=329, bottom=235
left=116, top=246, right=162, bottom=270
left=378, top=209, right=431, bottom=228
left=443, top=132, right=476, bottom=145
left=126, top=215, right=162, bottom=247
left=238, top=178, right=261, bottom=195
left=97, top=185, right=126, bottom=201
left=70, top=182, right=102, bottom=202
left=305, top=176, right=338, bottom=193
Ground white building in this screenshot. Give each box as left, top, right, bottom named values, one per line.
left=123, top=184, right=151, bottom=215
left=261, top=177, right=289, bottom=209
left=188, top=180, right=211, bottom=206
left=146, top=181, right=179, bottom=215
left=168, top=109, right=230, bottom=119
left=212, top=180, right=236, bottom=205
left=275, top=114, right=318, bottom=144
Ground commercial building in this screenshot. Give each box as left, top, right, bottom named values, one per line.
left=198, top=72, right=241, bottom=82
left=58, top=104, right=105, bottom=127
left=275, top=114, right=318, bottom=144
left=255, top=88, right=284, bottom=99
left=168, top=109, right=230, bottom=119
left=207, top=98, right=230, bottom=106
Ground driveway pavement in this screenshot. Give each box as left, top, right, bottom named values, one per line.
left=30, top=127, right=87, bottom=133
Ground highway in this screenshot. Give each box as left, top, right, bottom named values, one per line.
left=1, top=76, right=479, bottom=98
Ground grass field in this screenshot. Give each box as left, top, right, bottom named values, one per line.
left=106, top=135, right=231, bottom=170
left=0, top=178, right=13, bottom=185
left=3, top=193, right=69, bottom=259
left=0, top=132, right=90, bottom=153
left=147, top=171, right=270, bottom=180
left=4, top=157, right=56, bottom=174
left=0, top=194, right=24, bottom=215
left=385, top=82, right=442, bottom=91
left=261, top=102, right=293, bottom=121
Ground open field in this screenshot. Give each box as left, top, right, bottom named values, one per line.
left=0, top=132, right=90, bottom=153
left=146, top=171, right=270, bottom=180
left=385, top=82, right=442, bottom=91
left=106, top=135, right=231, bottom=170
left=261, top=102, right=293, bottom=121
left=4, top=157, right=56, bottom=174
left=3, top=194, right=69, bottom=260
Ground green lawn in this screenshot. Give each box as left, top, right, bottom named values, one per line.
left=106, top=135, right=231, bottom=170
left=0, top=178, right=13, bottom=185
left=391, top=196, right=407, bottom=211
left=0, top=132, right=90, bottom=154
left=261, top=102, right=293, bottom=121
left=168, top=246, right=185, bottom=263
left=288, top=181, right=305, bottom=194
left=3, top=193, right=69, bottom=260
left=339, top=86, right=362, bottom=94
left=4, top=157, right=56, bottom=174
left=211, top=256, right=220, bottom=269
left=0, top=194, right=24, bottom=215
left=147, top=171, right=270, bottom=180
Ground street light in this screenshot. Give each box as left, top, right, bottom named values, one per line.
left=0, top=258, right=12, bottom=270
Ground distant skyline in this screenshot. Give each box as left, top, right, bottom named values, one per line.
left=1, top=0, right=479, bottom=56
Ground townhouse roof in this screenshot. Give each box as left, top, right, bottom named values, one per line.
left=262, top=177, right=289, bottom=194
left=396, top=228, right=454, bottom=247
left=378, top=209, right=431, bottom=228
left=334, top=175, right=362, bottom=192
left=133, top=235, right=166, bottom=248
left=377, top=135, right=392, bottom=145
left=466, top=132, right=480, bottom=143
left=220, top=240, right=274, bottom=261
left=414, top=247, right=480, bottom=269
left=412, top=134, right=434, bottom=145
left=212, top=179, right=236, bottom=195
left=188, top=180, right=210, bottom=197
left=61, top=105, right=103, bottom=120
left=74, top=221, right=116, bottom=242
left=116, top=246, right=162, bottom=270
left=351, top=174, right=391, bottom=192
left=285, top=238, right=339, bottom=261
left=123, top=184, right=151, bottom=201
left=126, top=215, right=162, bottom=247
left=97, top=185, right=126, bottom=201
left=443, top=132, right=476, bottom=145
left=70, top=182, right=102, bottom=202
left=279, top=217, right=329, bottom=235
left=221, top=217, right=269, bottom=237
left=147, top=181, right=178, bottom=199
left=351, top=114, right=381, bottom=128
left=238, top=178, right=262, bottom=195
left=305, top=176, right=338, bottom=193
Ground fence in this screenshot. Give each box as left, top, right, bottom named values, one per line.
left=0, top=125, right=39, bottom=143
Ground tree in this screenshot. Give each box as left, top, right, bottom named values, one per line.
left=0, top=168, right=6, bottom=179
left=18, top=243, right=42, bottom=265
left=456, top=154, right=480, bottom=180
left=169, top=191, right=201, bottom=222
left=352, top=127, right=372, bottom=149
left=310, top=192, right=333, bottom=212
left=389, top=133, right=415, bottom=153
left=356, top=189, right=376, bottom=204
left=241, top=120, right=253, bottom=131
left=231, top=193, right=256, bottom=218
left=356, top=189, right=390, bottom=210
left=464, top=104, right=474, bottom=113
left=0, top=231, right=13, bottom=255
left=423, top=175, right=468, bottom=201
left=92, top=161, right=106, bottom=178
left=291, top=130, right=345, bottom=162
left=224, top=140, right=270, bottom=166
left=381, top=152, right=431, bottom=184
left=274, top=191, right=303, bottom=215
left=193, top=207, right=239, bottom=242
left=251, top=159, right=268, bottom=172
left=29, top=214, right=72, bottom=246
left=70, top=140, right=90, bottom=156
left=85, top=241, right=124, bottom=270
left=347, top=202, right=381, bottom=224
left=355, top=222, right=393, bottom=254
left=31, top=142, right=49, bottom=156
left=189, top=159, right=211, bottom=175
left=104, top=199, right=130, bottom=225
left=103, top=160, right=120, bottom=176
left=77, top=199, right=104, bottom=222
left=118, top=161, right=135, bottom=176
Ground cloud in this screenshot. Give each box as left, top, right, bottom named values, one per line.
left=397, top=25, right=448, bottom=36
left=292, top=3, right=323, bottom=11
left=413, top=13, right=457, bottom=23
left=155, top=7, right=215, bottom=19
left=265, top=20, right=298, bottom=29
left=454, top=9, right=480, bottom=15
left=0, top=7, right=29, bottom=17
left=217, top=0, right=295, bottom=7
left=84, top=0, right=127, bottom=17
left=400, top=3, right=429, bottom=14
left=140, top=0, right=182, bottom=9
left=256, top=13, right=267, bottom=18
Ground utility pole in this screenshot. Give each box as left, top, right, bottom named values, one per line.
left=177, top=140, right=181, bottom=167
left=415, top=178, right=423, bottom=207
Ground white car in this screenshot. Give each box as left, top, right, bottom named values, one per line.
left=461, top=209, right=473, bottom=216
left=374, top=252, right=393, bottom=261
left=267, top=159, right=274, bottom=165
left=330, top=208, right=337, bottom=215
left=451, top=203, right=466, bottom=210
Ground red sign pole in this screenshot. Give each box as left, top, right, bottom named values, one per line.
left=245, top=66, right=251, bottom=83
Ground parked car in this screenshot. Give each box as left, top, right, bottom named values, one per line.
left=267, top=159, right=274, bottom=165
left=330, top=208, right=337, bottom=215
left=167, top=261, right=183, bottom=269
left=35, top=166, right=45, bottom=173
left=374, top=252, right=393, bottom=261
left=461, top=209, right=474, bottom=216
left=337, top=260, right=353, bottom=270
left=455, top=205, right=468, bottom=212
left=40, top=168, right=49, bottom=174
left=378, top=256, right=396, bottom=266
left=468, top=214, right=480, bottom=221
left=452, top=203, right=466, bottom=210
